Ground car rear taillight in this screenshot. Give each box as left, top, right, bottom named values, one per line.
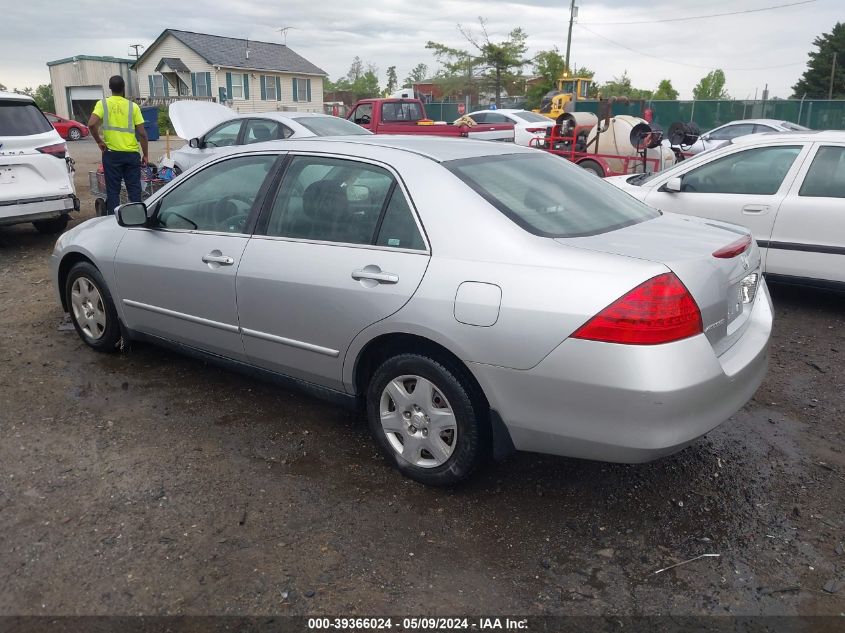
left=572, top=273, right=702, bottom=345
left=712, top=234, right=752, bottom=259
left=37, top=143, right=67, bottom=159
left=525, top=127, right=546, bottom=133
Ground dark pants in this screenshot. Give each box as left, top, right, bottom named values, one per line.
left=103, top=150, right=142, bottom=215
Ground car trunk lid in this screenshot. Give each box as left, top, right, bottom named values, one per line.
left=168, top=101, right=234, bottom=140
left=556, top=213, right=762, bottom=355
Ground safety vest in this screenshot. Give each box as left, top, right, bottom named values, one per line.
left=100, top=98, right=139, bottom=151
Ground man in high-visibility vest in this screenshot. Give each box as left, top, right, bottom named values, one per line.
left=88, top=75, right=149, bottom=215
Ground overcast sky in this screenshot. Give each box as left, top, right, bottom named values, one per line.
left=1, top=0, right=839, bottom=100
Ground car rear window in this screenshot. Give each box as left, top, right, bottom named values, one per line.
left=294, top=116, right=371, bottom=136
left=446, top=153, right=659, bottom=238
left=0, top=100, right=53, bottom=136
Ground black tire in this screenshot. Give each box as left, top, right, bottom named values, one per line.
left=33, top=215, right=69, bottom=234
left=366, top=353, right=488, bottom=486
left=65, top=262, right=122, bottom=353
left=578, top=160, right=605, bottom=177
left=68, top=127, right=82, bottom=141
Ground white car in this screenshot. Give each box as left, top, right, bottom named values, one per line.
left=169, top=101, right=370, bottom=173
left=606, top=130, right=845, bottom=290
left=466, top=109, right=551, bottom=146
left=0, top=91, right=78, bottom=234
left=685, top=119, right=810, bottom=155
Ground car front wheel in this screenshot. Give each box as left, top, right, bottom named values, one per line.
left=65, top=262, right=122, bottom=352
left=366, top=353, right=488, bottom=486
left=68, top=127, right=82, bottom=141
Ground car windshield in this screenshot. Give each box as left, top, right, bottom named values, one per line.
left=511, top=111, right=552, bottom=123
left=446, top=153, right=660, bottom=238
left=0, top=100, right=53, bottom=136
left=294, top=116, right=371, bottom=136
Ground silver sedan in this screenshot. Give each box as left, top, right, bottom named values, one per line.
left=51, top=136, right=772, bottom=485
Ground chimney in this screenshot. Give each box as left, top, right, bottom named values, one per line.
left=246, top=38, right=250, bottom=60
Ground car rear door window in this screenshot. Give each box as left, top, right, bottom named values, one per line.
left=156, top=155, right=277, bottom=232
left=204, top=120, right=242, bottom=147
left=265, top=156, right=394, bottom=244
left=710, top=124, right=755, bottom=141
left=0, top=100, right=53, bottom=136
left=375, top=189, right=425, bottom=250
left=680, top=145, right=802, bottom=195
left=799, top=146, right=845, bottom=198
left=243, top=119, right=292, bottom=144
left=470, top=113, right=488, bottom=123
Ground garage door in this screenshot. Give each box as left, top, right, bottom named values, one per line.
left=69, top=86, right=104, bottom=101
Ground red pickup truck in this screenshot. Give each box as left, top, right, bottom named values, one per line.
left=347, top=98, right=514, bottom=142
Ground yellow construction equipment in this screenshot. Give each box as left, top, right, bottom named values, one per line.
left=533, top=75, right=593, bottom=122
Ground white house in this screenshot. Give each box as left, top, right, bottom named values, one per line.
left=133, top=29, right=326, bottom=114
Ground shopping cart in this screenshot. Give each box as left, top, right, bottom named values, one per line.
left=88, top=165, right=171, bottom=216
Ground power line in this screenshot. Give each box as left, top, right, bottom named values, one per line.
left=575, top=24, right=807, bottom=71
left=578, top=0, right=817, bottom=26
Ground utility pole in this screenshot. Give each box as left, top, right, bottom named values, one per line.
left=129, top=44, right=143, bottom=61
left=565, top=0, right=576, bottom=73
left=830, top=52, right=838, bottom=100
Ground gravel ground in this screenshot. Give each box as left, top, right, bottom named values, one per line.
left=1, top=137, right=843, bottom=616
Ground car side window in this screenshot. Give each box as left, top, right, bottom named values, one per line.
left=45, top=114, right=59, bottom=123
left=709, top=124, right=754, bottom=141
left=680, top=145, right=802, bottom=195
left=375, top=188, right=425, bottom=250
left=155, top=155, right=276, bottom=232
left=265, top=156, right=394, bottom=245
left=204, top=120, right=242, bottom=147
left=243, top=119, right=292, bottom=144
left=470, top=113, right=487, bottom=123
left=799, top=146, right=845, bottom=198
left=753, top=124, right=776, bottom=133
left=352, top=103, right=372, bottom=124
left=485, top=113, right=510, bottom=124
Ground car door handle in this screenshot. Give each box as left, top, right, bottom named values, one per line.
left=742, top=204, right=769, bottom=215
left=202, top=253, right=234, bottom=265
left=352, top=268, right=399, bottom=284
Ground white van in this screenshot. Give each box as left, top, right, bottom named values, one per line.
left=0, top=91, right=78, bottom=234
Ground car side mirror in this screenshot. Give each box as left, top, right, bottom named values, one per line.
left=664, top=176, right=683, bottom=193
left=189, top=137, right=202, bottom=149
left=700, top=133, right=710, bottom=141
left=116, top=202, right=151, bottom=227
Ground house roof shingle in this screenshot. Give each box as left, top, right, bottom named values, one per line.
left=163, top=29, right=326, bottom=76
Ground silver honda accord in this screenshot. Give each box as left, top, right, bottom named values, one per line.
left=51, top=136, right=772, bottom=485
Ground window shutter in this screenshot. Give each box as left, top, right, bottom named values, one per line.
left=205, top=73, right=212, bottom=97
left=292, top=78, right=298, bottom=102
left=226, top=72, right=233, bottom=100
left=275, top=77, right=281, bottom=101
left=306, top=78, right=311, bottom=102
left=260, top=75, right=266, bottom=100
left=191, top=73, right=197, bottom=96
left=243, top=74, right=249, bottom=100
left=148, top=75, right=154, bottom=96
left=162, top=76, right=169, bottom=97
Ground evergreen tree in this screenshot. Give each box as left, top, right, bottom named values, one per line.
left=792, top=22, right=845, bottom=98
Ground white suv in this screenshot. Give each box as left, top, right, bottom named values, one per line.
left=0, top=91, right=78, bottom=234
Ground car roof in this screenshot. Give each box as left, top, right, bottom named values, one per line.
left=716, top=119, right=794, bottom=127
left=467, top=109, right=531, bottom=115
left=0, top=90, right=35, bottom=103
left=212, top=134, right=536, bottom=163
left=731, top=130, right=841, bottom=145
left=239, top=111, right=335, bottom=121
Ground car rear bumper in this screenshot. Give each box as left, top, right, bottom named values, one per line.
left=0, top=195, right=78, bottom=225
left=470, top=280, right=773, bottom=463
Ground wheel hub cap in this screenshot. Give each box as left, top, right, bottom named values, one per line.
left=70, top=277, right=107, bottom=341
left=379, top=375, right=458, bottom=469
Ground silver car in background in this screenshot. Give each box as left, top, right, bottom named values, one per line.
left=51, top=136, right=772, bottom=485
left=686, top=118, right=810, bottom=155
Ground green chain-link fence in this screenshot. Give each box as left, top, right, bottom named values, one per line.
left=422, top=99, right=845, bottom=131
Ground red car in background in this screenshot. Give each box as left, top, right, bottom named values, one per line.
left=44, top=113, right=89, bottom=141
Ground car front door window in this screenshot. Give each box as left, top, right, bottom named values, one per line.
left=156, top=155, right=277, bottom=232
left=204, top=120, right=242, bottom=147
left=243, top=119, right=293, bottom=144
left=679, top=145, right=802, bottom=195
left=709, top=124, right=755, bottom=141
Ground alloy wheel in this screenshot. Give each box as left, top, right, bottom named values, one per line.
left=70, top=277, right=107, bottom=340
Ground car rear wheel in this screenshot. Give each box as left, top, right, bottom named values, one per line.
left=366, top=353, right=487, bottom=486
left=65, top=262, right=122, bottom=352
left=68, top=127, right=82, bottom=141
left=33, top=215, right=69, bottom=234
